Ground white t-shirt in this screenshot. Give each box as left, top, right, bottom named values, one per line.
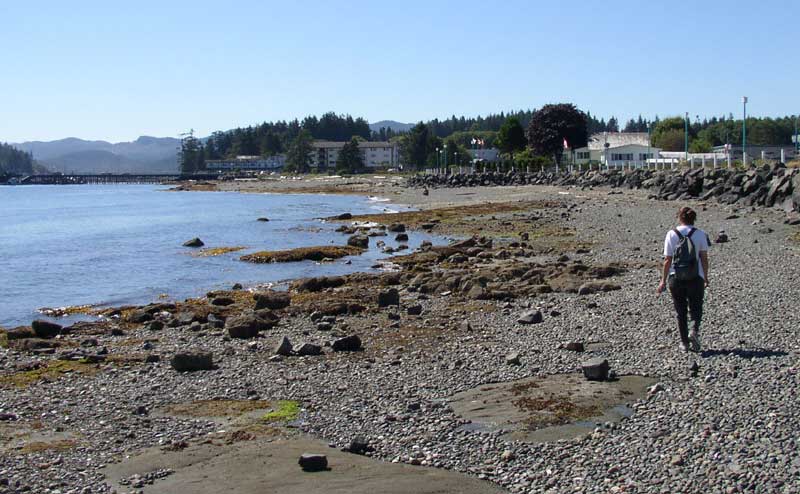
left=663, top=225, right=710, bottom=279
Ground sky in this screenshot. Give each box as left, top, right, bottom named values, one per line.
left=2, top=0, right=797, bottom=143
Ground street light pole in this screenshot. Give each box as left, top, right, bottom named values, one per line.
left=684, top=111, right=689, bottom=165
left=647, top=123, right=651, bottom=170
left=742, top=96, right=748, bottom=167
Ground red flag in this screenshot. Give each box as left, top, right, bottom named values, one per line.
left=563, top=138, right=569, bottom=150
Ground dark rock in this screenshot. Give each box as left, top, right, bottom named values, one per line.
left=183, top=237, right=204, bottom=248
left=505, top=352, right=521, bottom=365
left=332, top=335, right=362, bottom=352
left=581, top=358, right=610, bottom=381
left=145, top=354, right=160, bottom=363
left=225, top=312, right=276, bottom=339
left=347, top=436, right=370, bottom=455
left=254, top=291, right=291, bottom=310
left=257, top=217, right=270, bottom=222
left=211, top=296, right=235, bottom=307
left=395, top=233, right=409, bottom=242
left=388, top=223, right=406, bottom=233
left=336, top=213, right=352, bottom=220
left=298, top=453, right=328, bottom=472
left=129, top=309, right=154, bottom=324
left=406, top=305, right=423, bottom=316
left=564, top=342, right=585, bottom=352
left=171, top=350, right=213, bottom=372
left=295, top=342, right=322, bottom=356
left=347, top=234, right=369, bottom=248
left=145, top=320, right=164, bottom=331
left=715, top=231, right=729, bottom=243
left=517, top=310, right=543, bottom=325
left=274, top=336, right=293, bottom=356
left=231, top=283, right=243, bottom=290
left=31, top=320, right=62, bottom=339
left=377, top=288, right=400, bottom=307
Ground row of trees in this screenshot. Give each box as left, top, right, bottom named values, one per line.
left=0, top=142, right=35, bottom=175
left=399, top=104, right=590, bottom=170
left=651, top=115, right=798, bottom=152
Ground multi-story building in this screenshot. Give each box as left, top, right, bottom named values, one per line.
left=205, top=155, right=286, bottom=172
left=311, top=141, right=400, bottom=169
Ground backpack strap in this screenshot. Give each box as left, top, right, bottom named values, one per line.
left=672, top=228, right=684, bottom=239
left=687, top=227, right=696, bottom=238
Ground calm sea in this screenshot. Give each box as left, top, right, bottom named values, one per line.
left=0, top=185, right=437, bottom=327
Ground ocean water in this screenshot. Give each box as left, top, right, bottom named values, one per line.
left=0, top=185, right=439, bottom=327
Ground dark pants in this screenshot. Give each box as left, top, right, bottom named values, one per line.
left=668, top=276, right=705, bottom=345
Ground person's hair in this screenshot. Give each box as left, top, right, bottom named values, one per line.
left=678, top=207, right=697, bottom=225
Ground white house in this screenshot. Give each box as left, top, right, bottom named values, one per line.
left=568, top=132, right=660, bottom=168
left=311, top=141, right=400, bottom=169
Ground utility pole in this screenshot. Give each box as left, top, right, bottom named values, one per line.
left=684, top=112, right=689, bottom=164
left=647, top=123, right=651, bottom=169
left=742, top=97, right=748, bottom=167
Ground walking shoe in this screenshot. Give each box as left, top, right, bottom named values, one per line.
left=688, top=330, right=701, bottom=352
left=678, top=341, right=689, bottom=352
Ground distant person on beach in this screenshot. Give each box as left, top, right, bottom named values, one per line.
left=657, top=207, right=710, bottom=352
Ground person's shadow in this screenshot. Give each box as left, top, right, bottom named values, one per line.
left=701, top=348, right=788, bottom=359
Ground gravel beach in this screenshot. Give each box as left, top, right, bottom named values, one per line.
left=2, top=179, right=799, bottom=494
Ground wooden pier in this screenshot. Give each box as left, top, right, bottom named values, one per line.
left=8, top=173, right=220, bottom=185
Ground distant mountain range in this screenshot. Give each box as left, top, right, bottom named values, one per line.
left=369, top=120, right=415, bottom=133
left=11, top=136, right=180, bottom=174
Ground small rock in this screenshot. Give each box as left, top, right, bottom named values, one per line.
left=145, top=320, right=164, bottom=331
left=395, top=233, right=409, bottom=242
left=517, top=310, right=543, bottom=325
left=505, top=352, right=521, bottom=365
left=295, top=342, right=322, bottom=356
left=347, top=235, right=369, bottom=248
left=211, top=297, right=235, bottom=307
left=715, top=231, right=729, bottom=243
left=581, top=358, right=610, bottom=381
left=298, top=453, right=328, bottom=472
left=388, top=223, right=406, bottom=233
left=171, top=350, right=213, bottom=372
left=563, top=342, right=585, bottom=352
left=406, top=305, right=422, bottom=316
left=183, top=237, right=204, bottom=248
left=377, top=288, right=400, bottom=307
left=274, top=336, right=293, bottom=356
left=332, top=335, right=362, bottom=352
left=257, top=217, right=270, bottom=222
left=347, top=436, right=370, bottom=455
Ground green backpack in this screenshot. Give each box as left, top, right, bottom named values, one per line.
left=672, top=228, right=699, bottom=281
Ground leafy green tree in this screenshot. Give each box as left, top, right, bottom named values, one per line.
left=651, top=117, right=689, bottom=150
left=656, top=129, right=686, bottom=152
left=526, top=103, right=588, bottom=164
left=689, top=138, right=713, bottom=153
left=512, top=149, right=550, bottom=171
left=442, top=139, right=471, bottom=167
left=285, top=130, right=314, bottom=173
left=335, top=137, right=364, bottom=174
left=495, top=117, right=527, bottom=156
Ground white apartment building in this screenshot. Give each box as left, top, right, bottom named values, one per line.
left=311, top=141, right=400, bottom=169
left=468, top=148, right=500, bottom=162
left=205, top=155, right=286, bottom=171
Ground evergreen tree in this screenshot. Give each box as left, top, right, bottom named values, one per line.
left=335, top=137, right=364, bottom=174
left=178, top=130, right=202, bottom=174
left=285, top=130, right=313, bottom=173
left=495, top=117, right=527, bottom=156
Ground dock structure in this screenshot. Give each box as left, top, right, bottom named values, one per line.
left=12, top=174, right=220, bottom=185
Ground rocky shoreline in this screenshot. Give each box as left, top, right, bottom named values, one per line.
left=2, top=185, right=799, bottom=493
left=409, top=164, right=800, bottom=217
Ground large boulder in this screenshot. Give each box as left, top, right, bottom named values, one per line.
left=793, top=173, right=800, bottom=211
left=254, top=291, right=291, bottom=310
left=295, top=342, right=322, bottom=356
left=388, top=223, right=406, bottom=233
left=171, top=350, right=214, bottom=372
left=225, top=311, right=276, bottom=339
left=31, top=320, right=62, bottom=339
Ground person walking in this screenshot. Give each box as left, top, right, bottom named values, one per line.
left=657, top=207, right=710, bottom=352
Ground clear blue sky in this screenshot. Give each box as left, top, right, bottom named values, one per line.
left=2, top=0, right=797, bottom=143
